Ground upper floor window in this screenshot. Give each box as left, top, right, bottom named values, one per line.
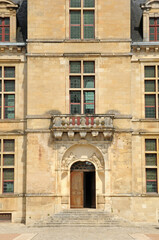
left=0, top=18, right=10, bottom=42
left=70, top=0, right=95, bottom=39
left=69, top=60, right=95, bottom=114
left=144, top=66, right=159, bottom=119
left=149, top=18, right=159, bottom=41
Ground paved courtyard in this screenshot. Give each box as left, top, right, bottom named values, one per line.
left=0, top=223, right=159, bottom=240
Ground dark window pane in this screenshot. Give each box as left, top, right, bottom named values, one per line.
left=84, top=61, right=94, bottom=73
left=70, top=0, right=81, bottom=7
left=157, top=18, right=159, bottom=25
left=146, top=169, right=157, bottom=193
left=147, top=181, right=157, bottom=193
left=4, top=67, right=15, bottom=78
left=5, top=35, right=9, bottom=41
left=84, top=0, right=94, bottom=7
left=70, top=11, right=81, bottom=24
left=146, top=169, right=157, bottom=180
left=150, top=27, right=155, bottom=34
left=157, top=34, right=159, bottom=40
left=150, top=18, right=155, bottom=25
left=0, top=80, right=2, bottom=92
left=70, top=76, right=81, bottom=88
left=145, top=80, right=155, bottom=92
left=71, top=26, right=81, bottom=39
left=84, top=26, right=94, bottom=39
left=5, top=27, right=9, bottom=34
left=0, top=18, right=2, bottom=25
left=4, top=107, right=15, bottom=119
left=70, top=91, right=81, bottom=103
left=3, top=169, right=14, bottom=180
left=4, top=81, right=15, bottom=92
left=4, top=140, right=14, bottom=152
left=84, top=76, right=95, bottom=88
left=150, top=35, right=155, bottom=41
left=71, top=104, right=81, bottom=114
left=0, top=67, right=2, bottom=78
left=146, top=154, right=157, bottom=166
left=145, top=139, right=156, bottom=151
left=4, top=94, right=15, bottom=107
left=3, top=182, right=14, bottom=193
left=145, top=95, right=156, bottom=118
left=84, top=91, right=94, bottom=103
left=3, top=154, right=14, bottom=166
left=4, top=18, right=9, bottom=25
left=4, top=95, right=15, bottom=119
left=84, top=11, right=94, bottom=24
left=84, top=104, right=94, bottom=114
left=0, top=35, right=2, bottom=41
left=145, top=66, right=155, bottom=78
left=0, top=140, right=1, bottom=152
left=0, top=28, right=2, bottom=34
left=70, top=61, right=81, bottom=73
left=0, top=95, right=1, bottom=119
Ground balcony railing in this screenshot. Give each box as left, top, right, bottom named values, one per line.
left=50, top=114, right=114, bottom=140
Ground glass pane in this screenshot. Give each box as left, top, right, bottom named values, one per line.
left=0, top=140, right=1, bottom=152
left=0, top=28, right=2, bottom=34
left=3, top=182, right=14, bottom=193
left=0, top=67, right=2, bottom=78
left=150, top=27, right=155, bottom=34
left=3, top=154, right=14, bottom=166
left=70, top=61, right=81, bottom=73
left=4, top=81, right=15, bottom=92
left=150, top=35, right=155, bottom=41
left=157, top=34, right=159, bottom=41
left=150, top=18, right=155, bottom=25
left=145, top=95, right=156, bottom=118
left=70, top=0, right=81, bottom=7
left=145, top=139, right=156, bottom=151
left=0, top=35, right=2, bottom=42
left=146, top=154, right=157, bottom=166
left=5, top=35, right=9, bottom=41
left=4, top=18, right=9, bottom=25
left=4, top=140, right=14, bottom=152
left=70, top=11, right=81, bottom=24
left=4, top=107, right=14, bottom=119
left=145, top=80, right=155, bottom=92
left=84, top=0, right=95, bottom=7
left=0, top=80, right=2, bottom=92
left=84, top=104, right=94, bottom=114
left=71, top=26, right=81, bottom=39
left=70, top=76, right=81, bottom=88
left=3, top=169, right=14, bottom=180
left=84, top=91, right=94, bottom=103
left=84, top=61, right=94, bottom=73
left=84, top=76, right=95, bottom=88
left=4, top=67, right=15, bottom=78
left=147, top=181, right=157, bottom=193
left=4, top=95, right=15, bottom=107
left=84, top=11, right=94, bottom=24
left=145, top=66, right=155, bottom=78
left=70, top=91, right=81, bottom=103
left=157, top=28, right=159, bottom=33
left=157, top=18, right=159, bottom=24
left=147, top=169, right=157, bottom=180
left=0, top=95, right=1, bottom=119
left=5, top=27, right=9, bottom=34
left=71, top=104, right=81, bottom=114
left=0, top=18, right=2, bottom=25
left=84, top=26, right=94, bottom=39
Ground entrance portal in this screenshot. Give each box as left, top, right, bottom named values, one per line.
left=70, top=161, right=96, bottom=208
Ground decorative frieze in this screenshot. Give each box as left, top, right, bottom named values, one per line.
left=50, top=115, right=114, bottom=140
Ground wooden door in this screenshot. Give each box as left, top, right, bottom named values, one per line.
left=70, top=171, right=83, bottom=208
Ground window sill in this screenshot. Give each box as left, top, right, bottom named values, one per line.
left=132, top=119, right=159, bottom=122
left=64, top=39, right=100, bottom=43
left=0, top=193, right=23, bottom=198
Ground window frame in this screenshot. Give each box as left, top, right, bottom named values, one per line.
left=69, top=0, right=95, bottom=40
left=145, top=138, right=159, bottom=194
left=0, top=139, right=15, bottom=194
left=0, top=17, right=10, bottom=42
left=69, top=60, right=95, bottom=114
left=149, top=17, right=159, bottom=41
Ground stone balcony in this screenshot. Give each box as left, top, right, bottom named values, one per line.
left=50, top=115, right=114, bottom=140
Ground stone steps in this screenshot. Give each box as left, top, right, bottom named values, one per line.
left=34, top=209, right=131, bottom=227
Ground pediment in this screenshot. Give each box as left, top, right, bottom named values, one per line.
left=0, top=0, right=18, bottom=8
left=141, top=0, right=159, bottom=9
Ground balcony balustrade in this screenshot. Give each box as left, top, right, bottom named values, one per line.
left=50, top=115, right=114, bottom=140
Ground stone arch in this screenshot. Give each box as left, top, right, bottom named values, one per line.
left=61, top=143, right=104, bottom=170
left=145, top=0, right=159, bottom=7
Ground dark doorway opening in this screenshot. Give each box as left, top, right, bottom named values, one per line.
left=70, top=161, right=96, bottom=209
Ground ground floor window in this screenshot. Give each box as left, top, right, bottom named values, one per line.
left=0, top=139, right=15, bottom=193
left=145, top=139, right=158, bottom=193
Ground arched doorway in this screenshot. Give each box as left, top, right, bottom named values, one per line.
left=70, top=161, right=96, bottom=209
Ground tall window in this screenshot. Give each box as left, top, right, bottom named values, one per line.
left=145, top=139, right=158, bottom=193
left=0, top=18, right=10, bottom=42
left=149, top=18, right=159, bottom=41
left=70, top=0, right=95, bottom=39
left=69, top=60, right=95, bottom=114
left=144, top=66, right=159, bottom=118
left=0, top=139, right=15, bottom=193
left=0, top=66, right=15, bottom=119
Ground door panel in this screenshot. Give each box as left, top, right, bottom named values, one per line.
left=70, top=171, right=83, bottom=208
